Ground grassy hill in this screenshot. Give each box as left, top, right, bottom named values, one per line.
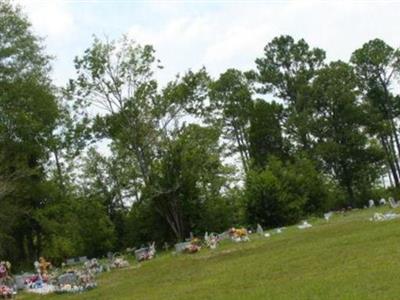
left=20, top=206, right=400, bottom=300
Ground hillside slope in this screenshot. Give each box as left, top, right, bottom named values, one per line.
left=20, top=206, right=400, bottom=300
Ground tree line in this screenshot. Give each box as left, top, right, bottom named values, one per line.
left=1, top=1, right=400, bottom=268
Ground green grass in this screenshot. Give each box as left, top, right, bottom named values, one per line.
left=19, top=207, right=400, bottom=300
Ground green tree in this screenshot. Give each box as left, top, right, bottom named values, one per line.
left=0, top=1, right=59, bottom=265
left=80, top=148, right=131, bottom=250
left=68, top=36, right=160, bottom=187
left=68, top=36, right=209, bottom=201
left=150, top=124, right=232, bottom=241
left=254, top=35, right=326, bottom=151
left=310, top=61, right=384, bottom=205
left=249, top=100, right=286, bottom=169
left=209, top=69, right=253, bottom=172
left=351, top=39, right=400, bottom=187
left=69, top=36, right=226, bottom=244
left=245, top=156, right=331, bottom=227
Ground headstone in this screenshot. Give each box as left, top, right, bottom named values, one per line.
left=65, top=258, right=75, bottom=266
left=256, top=224, right=263, bottom=235
left=175, top=242, right=191, bottom=253
left=57, top=273, right=77, bottom=285
left=324, top=212, right=333, bottom=221
left=15, top=274, right=31, bottom=290
left=79, top=256, right=88, bottom=263
left=163, top=242, right=169, bottom=251
left=218, top=231, right=230, bottom=240
left=126, top=247, right=136, bottom=254
left=134, top=248, right=149, bottom=262
left=370, top=212, right=400, bottom=221
left=389, top=197, right=399, bottom=208
left=379, top=198, right=386, bottom=205
left=368, top=199, right=375, bottom=208
left=297, top=221, right=312, bottom=229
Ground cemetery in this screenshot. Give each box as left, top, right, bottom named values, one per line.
left=2, top=1, right=400, bottom=299
left=0, top=202, right=394, bottom=299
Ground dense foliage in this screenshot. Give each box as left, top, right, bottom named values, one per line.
left=1, top=1, right=399, bottom=267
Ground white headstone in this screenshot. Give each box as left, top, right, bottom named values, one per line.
left=297, top=221, right=312, bottom=229
left=324, top=212, right=333, bottom=221
left=368, top=199, right=375, bottom=208
left=389, top=197, right=399, bottom=208
left=256, top=224, right=264, bottom=235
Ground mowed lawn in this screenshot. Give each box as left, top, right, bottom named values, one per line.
left=20, top=207, right=400, bottom=300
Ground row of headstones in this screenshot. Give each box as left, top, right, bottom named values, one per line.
left=174, top=223, right=307, bottom=253
left=174, top=231, right=231, bottom=253
left=13, top=256, right=91, bottom=291
left=65, top=256, right=88, bottom=266
left=56, top=196, right=400, bottom=282
left=67, top=196, right=399, bottom=266
left=368, top=197, right=400, bottom=208
left=61, top=197, right=400, bottom=272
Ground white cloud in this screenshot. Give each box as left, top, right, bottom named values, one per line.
left=12, top=0, right=400, bottom=87
left=126, top=1, right=400, bottom=84
left=15, top=0, right=75, bottom=42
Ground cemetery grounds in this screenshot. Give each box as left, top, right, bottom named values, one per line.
left=19, top=206, right=400, bottom=300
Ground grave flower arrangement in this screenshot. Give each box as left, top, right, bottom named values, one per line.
left=0, top=262, right=11, bottom=284
left=184, top=238, right=201, bottom=253
left=229, top=227, right=250, bottom=242
left=0, top=261, right=16, bottom=299
left=135, top=242, right=156, bottom=262
left=25, top=258, right=56, bottom=294
left=84, top=259, right=105, bottom=275
left=205, top=233, right=220, bottom=249
left=54, top=269, right=97, bottom=294
left=0, top=285, right=15, bottom=299
left=109, top=253, right=130, bottom=269
left=38, top=257, right=51, bottom=275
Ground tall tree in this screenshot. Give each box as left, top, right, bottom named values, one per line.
left=0, top=1, right=59, bottom=263
left=310, top=61, right=384, bottom=205
left=68, top=36, right=209, bottom=201
left=68, top=36, right=160, bottom=188
left=80, top=148, right=131, bottom=249
left=150, top=124, right=231, bottom=241
left=254, top=35, right=326, bottom=151
left=209, top=69, right=253, bottom=173
left=249, top=100, right=286, bottom=169
left=351, top=39, right=400, bottom=187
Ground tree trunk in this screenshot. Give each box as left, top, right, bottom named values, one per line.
left=232, top=124, right=249, bottom=173
left=53, top=148, right=66, bottom=194
left=388, top=134, right=400, bottom=178
left=381, top=136, right=400, bottom=187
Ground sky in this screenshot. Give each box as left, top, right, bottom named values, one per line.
left=14, top=0, right=400, bottom=88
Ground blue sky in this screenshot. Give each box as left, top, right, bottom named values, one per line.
left=16, top=0, right=400, bottom=88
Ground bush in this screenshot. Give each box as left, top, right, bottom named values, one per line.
left=245, top=157, right=333, bottom=228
